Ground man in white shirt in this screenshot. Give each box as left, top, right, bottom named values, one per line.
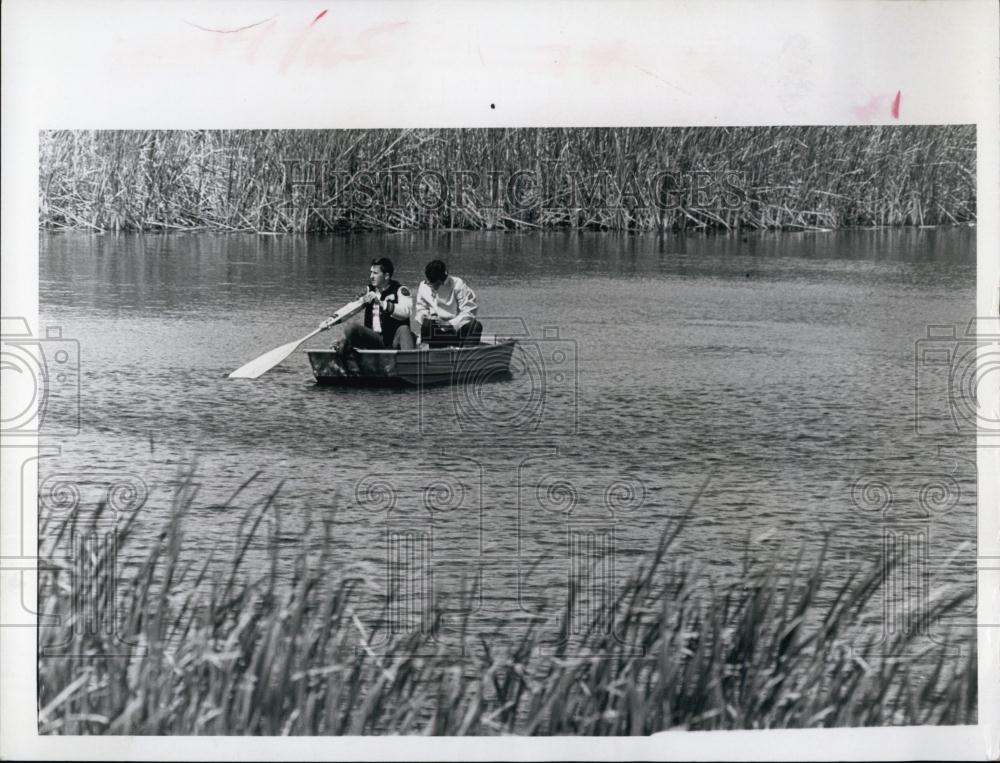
left=413, top=260, right=483, bottom=347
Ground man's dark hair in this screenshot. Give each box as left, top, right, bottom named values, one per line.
left=371, top=257, right=394, bottom=277
left=424, top=260, right=447, bottom=284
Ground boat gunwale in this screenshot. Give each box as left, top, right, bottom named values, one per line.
left=303, top=338, right=518, bottom=356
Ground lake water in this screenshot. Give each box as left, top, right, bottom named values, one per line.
left=37, top=228, right=978, bottom=646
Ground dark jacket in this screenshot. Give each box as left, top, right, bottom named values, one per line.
left=364, top=280, right=413, bottom=347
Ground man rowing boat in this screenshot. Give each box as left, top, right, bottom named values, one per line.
left=325, top=257, right=415, bottom=367
left=413, top=260, right=484, bottom=347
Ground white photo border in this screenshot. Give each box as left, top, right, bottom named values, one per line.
left=2, top=0, right=998, bottom=760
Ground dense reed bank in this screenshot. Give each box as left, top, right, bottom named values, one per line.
left=39, top=127, right=975, bottom=233
left=37, top=476, right=975, bottom=735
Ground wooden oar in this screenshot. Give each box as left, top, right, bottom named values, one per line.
left=228, top=298, right=365, bottom=379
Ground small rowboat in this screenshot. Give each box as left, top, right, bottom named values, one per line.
left=305, top=337, right=518, bottom=386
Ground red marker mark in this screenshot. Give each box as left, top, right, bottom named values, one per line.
left=891, top=90, right=901, bottom=119
left=312, top=9, right=328, bottom=25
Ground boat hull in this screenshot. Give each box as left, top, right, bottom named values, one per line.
left=306, top=339, right=517, bottom=387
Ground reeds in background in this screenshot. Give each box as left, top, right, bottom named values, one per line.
left=38, top=127, right=976, bottom=233
left=36, top=475, right=976, bottom=735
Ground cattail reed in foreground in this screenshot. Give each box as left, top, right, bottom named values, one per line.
left=37, top=475, right=976, bottom=735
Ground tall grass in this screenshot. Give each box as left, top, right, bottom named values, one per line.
left=37, top=476, right=976, bottom=735
left=39, top=127, right=975, bottom=233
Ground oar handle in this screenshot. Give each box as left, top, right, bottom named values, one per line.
left=317, top=318, right=338, bottom=331
left=319, top=297, right=367, bottom=330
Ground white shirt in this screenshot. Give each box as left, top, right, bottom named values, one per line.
left=414, top=275, right=478, bottom=331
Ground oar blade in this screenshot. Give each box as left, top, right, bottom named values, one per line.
left=229, top=338, right=306, bottom=379
left=227, top=299, right=363, bottom=380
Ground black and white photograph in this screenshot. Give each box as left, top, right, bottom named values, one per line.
left=2, top=1, right=998, bottom=760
